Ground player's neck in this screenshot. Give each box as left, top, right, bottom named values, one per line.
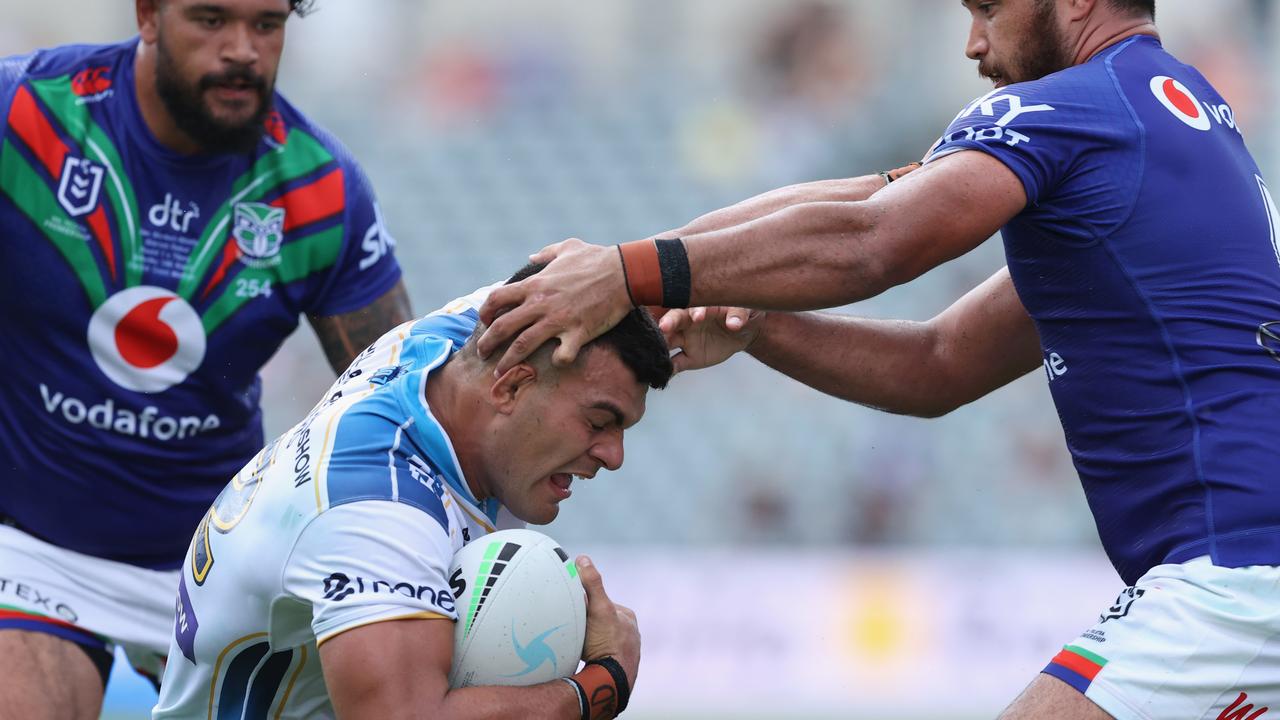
left=133, top=40, right=205, bottom=156
left=424, top=360, right=490, bottom=502
left=1075, top=20, right=1159, bottom=66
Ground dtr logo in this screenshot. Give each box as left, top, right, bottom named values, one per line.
left=1150, top=76, right=1211, bottom=131
left=87, top=287, right=206, bottom=393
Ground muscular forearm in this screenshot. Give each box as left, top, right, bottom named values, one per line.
left=436, top=681, right=581, bottom=720
left=668, top=175, right=889, bottom=237
left=333, top=674, right=581, bottom=720
left=663, top=153, right=1019, bottom=313
left=684, top=199, right=897, bottom=310
left=748, top=312, right=960, bottom=417
left=746, top=268, right=1042, bottom=416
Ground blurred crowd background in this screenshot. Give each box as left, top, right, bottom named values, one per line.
left=3, top=2, right=1277, bottom=717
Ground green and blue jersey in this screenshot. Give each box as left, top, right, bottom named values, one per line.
left=0, top=40, right=402, bottom=569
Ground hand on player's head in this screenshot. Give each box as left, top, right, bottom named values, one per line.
left=660, top=305, right=766, bottom=374
left=477, top=239, right=634, bottom=376
left=577, top=555, right=640, bottom=687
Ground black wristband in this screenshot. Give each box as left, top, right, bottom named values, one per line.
left=585, top=657, right=631, bottom=715
left=654, top=238, right=691, bottom=308
left=560, top=676, right=589, bottom=720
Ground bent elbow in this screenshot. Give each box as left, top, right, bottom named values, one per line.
left=890, top=396, right=962, bottom=419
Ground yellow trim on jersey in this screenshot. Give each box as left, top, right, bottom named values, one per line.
left=191, top=511, right=214, bottom=585
left=449, top=489, right=497, bottom=534
left=210, top=467, right=265, bottom=532
left=273, top=644, right=308, bottom=720
left=362, top=329, right=408, bottom=391
left=388, top=328, right=407, bottom=366
left=311, top=388, right=375, bottom=512
left=441, top=299, right=471, bottom=315
left=207, top=632, right=269, bottom=720
left=314, top=611, right=450, bottom=648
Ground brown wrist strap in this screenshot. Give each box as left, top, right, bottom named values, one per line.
left=571, top=662, right=620, bottom=720
left=618, top=240, right=662, bottom=307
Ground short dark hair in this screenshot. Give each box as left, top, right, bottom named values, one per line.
left=493, top=262, right=674, bottom=390
left=1107, top=0, right=1154, bottom=19
left=159, top=1, right=317, bottom=16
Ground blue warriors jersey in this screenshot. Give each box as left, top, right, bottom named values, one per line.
left=0, top=41, right=402, bottom=569
left=154, top=287, right=521, bottom=719
left=926, top=36, right=1280, bottom=583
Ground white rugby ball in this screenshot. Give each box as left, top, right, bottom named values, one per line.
left=448, top=529, right=586, bottom=688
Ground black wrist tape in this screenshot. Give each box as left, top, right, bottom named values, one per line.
left=654, top=238, right=691, bottom=309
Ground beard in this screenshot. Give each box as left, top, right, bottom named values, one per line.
left=978, top=0, right=1075, bottom=86
left=154, top=34, right=273, bottom=154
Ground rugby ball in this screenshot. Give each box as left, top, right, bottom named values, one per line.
left=448, top=529, right=587, bottom=688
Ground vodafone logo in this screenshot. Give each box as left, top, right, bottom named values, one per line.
left=87, top=287, right=206, bottom=393
left=1150, top=75, right=1210, bottom=131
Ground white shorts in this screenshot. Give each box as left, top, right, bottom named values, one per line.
left=1046, top=556, right=1280, bottom=720
left=0, top=524, right=179, bottom=681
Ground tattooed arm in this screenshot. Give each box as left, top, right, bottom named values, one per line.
left=307, top=279, right=414, bottom=374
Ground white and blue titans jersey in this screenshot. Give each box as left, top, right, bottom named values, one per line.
left=153, top=284, right=521, bottom=719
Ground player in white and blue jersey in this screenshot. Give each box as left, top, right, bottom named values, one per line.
left=153, top=264, right=671, bottom=719
left=474, top=1, right=1279, bottom=718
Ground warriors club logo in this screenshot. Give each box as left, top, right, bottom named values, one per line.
left=1150, top=75, right=1210, bottom=131
left=87, top=287, right=206, bottom=393
left=232, top=202, right=286, bottom=268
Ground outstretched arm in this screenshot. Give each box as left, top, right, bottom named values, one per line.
left=478, top=151, right=1025, bottom=373
left=747, top=267, right=1041, bottom=417
left=678, top=153, right=1019, bottom=310
left=666, top=168, right=915, bottom=237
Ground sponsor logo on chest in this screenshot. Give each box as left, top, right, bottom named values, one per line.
left=148, top=193, right=201, bottom=234
left=320, top=571, right=456, bottom=613
left=1149, top=75, right=1242, bottom=135
left=70, top=66, right=114, bottom=104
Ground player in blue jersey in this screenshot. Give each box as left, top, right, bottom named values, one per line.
left=0, top=1, right=413, bottom=717
left=153, top=265, right=670, bottom=719
left=475, top=1, right=1279, bottom=718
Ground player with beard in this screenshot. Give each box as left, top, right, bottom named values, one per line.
left=0, top=1, right=412, bottom=718
left=475, top=1, right=1280, bottom=718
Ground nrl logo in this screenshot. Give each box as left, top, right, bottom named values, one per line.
left=57, top=157, right=105, bottom=217
left=232, top=202, right=285, bottom=268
